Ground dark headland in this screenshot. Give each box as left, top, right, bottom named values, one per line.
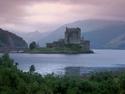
left=0, top=28, right=28, bottom=53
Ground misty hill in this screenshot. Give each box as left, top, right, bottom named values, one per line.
left=0, top=28, right=28, bottom=50
left=14, top=31, right=50, bottom=44
left=84, top=21, right=125, bottom=49
left=104, top=33, right=125, bottom=49
left=39, top=19, right=125, bottom=49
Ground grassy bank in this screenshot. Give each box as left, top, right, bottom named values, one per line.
left=0, top=54, right=125, bottom=94
left=26, top=47, right=93, bottom=54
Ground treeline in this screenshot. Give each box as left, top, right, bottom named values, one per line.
left=0, top=54, right=125, bottom=94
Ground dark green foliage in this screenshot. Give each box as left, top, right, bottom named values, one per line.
left=65, top=44, right=82, bottom=51
left=0, top=54, right=125, bottom=94
left=29, top=41, right=37, bottom=50
left=29, top=65, right=35, bottom=73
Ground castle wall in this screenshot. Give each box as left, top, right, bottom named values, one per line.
left=65, top=28, right=81, bottom=44
left=80, top=40, right=90, bottom=51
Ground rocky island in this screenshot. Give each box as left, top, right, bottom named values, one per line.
left=28, top=27, right=93, bottom=54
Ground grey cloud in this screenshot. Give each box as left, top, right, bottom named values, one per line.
left=0, top=0, right=125, bottom=32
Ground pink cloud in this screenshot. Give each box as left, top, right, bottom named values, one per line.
left=0, top=0, right=125, bottom=32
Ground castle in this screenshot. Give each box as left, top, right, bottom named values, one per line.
left=46, top=27, right=90, bottom=51
left=65, top=27, right=81, bottom=44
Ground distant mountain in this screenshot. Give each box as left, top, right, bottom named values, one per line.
left=0, top=28, right=28, bottom=50
left=84, top=21, right=125, bottom=49
left=39, top=19, right=125, bottom=49
left=104, top=33, right=125, bottom=49
left=14, top=31, right=50, bottom=44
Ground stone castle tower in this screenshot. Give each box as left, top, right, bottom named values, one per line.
left=46, top=27, right=90, bottom=51
left=65, top=27, right=81, bottom=44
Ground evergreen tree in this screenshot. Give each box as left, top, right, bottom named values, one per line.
left=29, top=41, right=37, bottom=50
left=29, top=65, right=35, bottom=73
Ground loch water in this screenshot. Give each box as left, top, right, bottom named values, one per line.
left=9, top=50, right=125, bottom=75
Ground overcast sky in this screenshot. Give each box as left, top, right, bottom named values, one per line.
left=0, top=0, right=125, bottom=33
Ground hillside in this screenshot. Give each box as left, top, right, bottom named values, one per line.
left=84, top=22, right=125, bottom=49
left=0, top=28, right=28, bottom=51
left=38, top=19, right=125, bottom=49
left=104, top=33, right=125, bottom=49
left=14, top=31, right=50, bottom=44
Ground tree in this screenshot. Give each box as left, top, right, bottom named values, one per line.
left=15, top=62, right=19, bottom=67
left=29, top=41, right=37, bottom=50
left=29, top=65, right=35, bottom=73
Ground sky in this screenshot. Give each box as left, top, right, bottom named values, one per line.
left=0, top=0, right=125, bottom=33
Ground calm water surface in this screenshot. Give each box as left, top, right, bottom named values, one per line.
left=9, top=50, right=125, bottom=75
